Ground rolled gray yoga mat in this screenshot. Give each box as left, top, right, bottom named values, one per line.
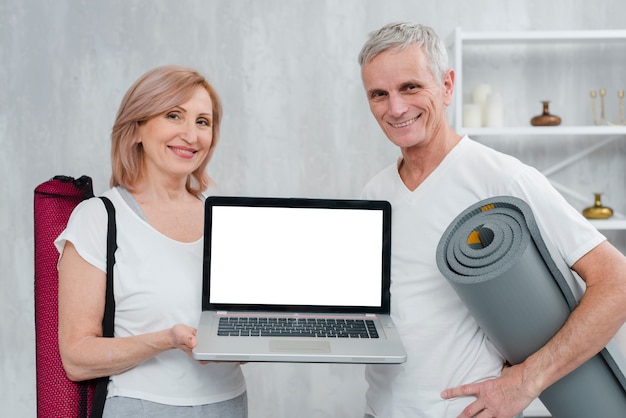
left=436, top=196, right=626, bottom=418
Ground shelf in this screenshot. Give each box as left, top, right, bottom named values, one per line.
left=588, top=218, right=626, bottom=231
left=460, top=126, right=626, bottom=137
left=450, top=29, right=626, bottom=44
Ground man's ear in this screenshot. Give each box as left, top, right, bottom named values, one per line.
left=442, top=69, right=455, bottom=106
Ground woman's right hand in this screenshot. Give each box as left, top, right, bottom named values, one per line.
left=169, top=324, right=198, bottom=357
left=59, top=242, right=204, bottom=380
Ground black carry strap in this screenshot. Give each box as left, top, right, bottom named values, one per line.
left=91, top=196, right=117, bottom=418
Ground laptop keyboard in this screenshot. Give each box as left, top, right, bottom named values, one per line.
left=217, top=317, right=379, bottom=338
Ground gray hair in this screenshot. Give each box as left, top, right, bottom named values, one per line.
left=358, top=22, right=449, bottom=83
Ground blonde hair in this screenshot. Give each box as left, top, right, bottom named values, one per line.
left=110, top=65, right=223, bottom=194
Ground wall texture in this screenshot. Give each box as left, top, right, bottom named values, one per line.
left=2, top=0, right=625, bottom=416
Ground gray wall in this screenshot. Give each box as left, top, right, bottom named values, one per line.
left=3, top=0, right=625, bottom=416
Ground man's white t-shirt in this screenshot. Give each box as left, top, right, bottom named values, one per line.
left=56, top=187, right=246, bottom=406
left=361, top=136, right=605, bottom=417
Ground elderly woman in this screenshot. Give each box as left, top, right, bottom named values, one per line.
left=56, top=66, right=247, bottom=417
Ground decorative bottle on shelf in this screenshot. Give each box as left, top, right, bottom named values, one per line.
left=530, top=101, right=561, bottom=126
left=582, top=193, right=613, bottom=219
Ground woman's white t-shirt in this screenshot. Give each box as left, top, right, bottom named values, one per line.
left=55, top=187, right=246, bottom=406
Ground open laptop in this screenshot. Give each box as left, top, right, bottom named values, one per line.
left=192, top=196, right=406, bottom=364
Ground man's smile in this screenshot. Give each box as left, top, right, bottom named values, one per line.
left=390, top=115, right=420, bottom=128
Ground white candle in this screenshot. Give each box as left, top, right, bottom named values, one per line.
left=472, top=84, right=492, bottom=126
left=463, top=104, right=482, bottom=128
left=485, top=93, right=504, bottom=128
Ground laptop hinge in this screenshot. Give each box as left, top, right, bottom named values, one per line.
left=217, top=311, right=228, bottom=314
left=365, top=313, right=376, bottom=317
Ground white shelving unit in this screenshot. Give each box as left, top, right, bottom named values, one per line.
left=448, top=28, right=626, bottom=233
left=449, top=29, right=626, bottom=131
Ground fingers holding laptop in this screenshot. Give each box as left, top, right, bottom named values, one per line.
left=170, top=324, right=198, bottom=356
left=171, top=324, right=247, bottom=365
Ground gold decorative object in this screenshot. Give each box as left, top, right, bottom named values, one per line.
left=531, top=101, right=561, bottom=126
left=590, top=90, right=599, bottom=125
left=582, top=193, right=614, bottom=219
left=600, top=88, right=608, bottom=123
left=619, top=90, right=625, bottom=124
left=590, top=88, right=625, bottom=126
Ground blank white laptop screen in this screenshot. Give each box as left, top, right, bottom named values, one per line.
left=194, top=196, right=406, bottom=364
left=208, top=205, right=384, bottom=307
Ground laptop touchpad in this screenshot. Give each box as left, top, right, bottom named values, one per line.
left=270, top=340, right=331, bottom=353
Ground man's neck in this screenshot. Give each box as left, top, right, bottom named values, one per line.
left=398, top=128, right=462, bottom=191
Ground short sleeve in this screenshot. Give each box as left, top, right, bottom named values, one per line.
left=507, top=166, right=606, bottom=267
left=54, top=197, right=109, bottom=272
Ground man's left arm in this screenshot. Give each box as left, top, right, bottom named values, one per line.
left=441, top=240, right=626, bottom=418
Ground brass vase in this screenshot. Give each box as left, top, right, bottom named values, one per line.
left=582, top=193, right=613, bottom=219
left=531, top=101, right=561, bottom=126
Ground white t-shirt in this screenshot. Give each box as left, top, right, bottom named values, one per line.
left=360, top=136, right=605, bottom=417
left=55, top=187, right=246, bottom=406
